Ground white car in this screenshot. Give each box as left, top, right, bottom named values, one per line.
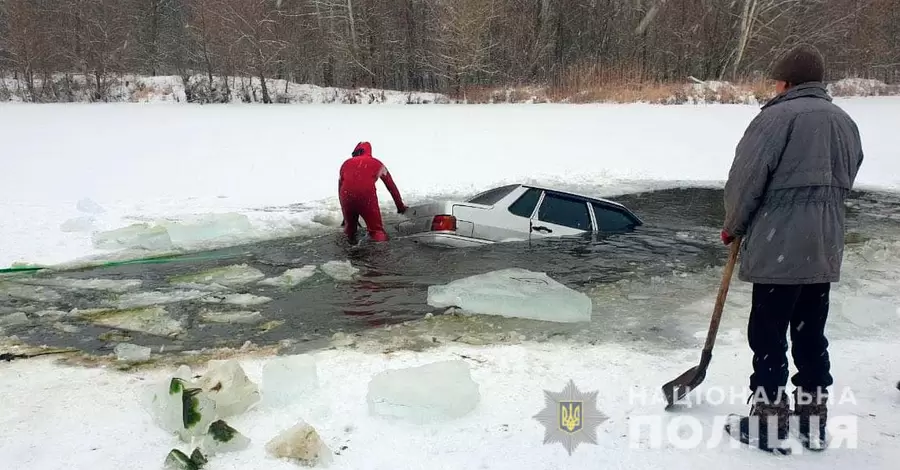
left=394, top=183, right=643, bottom=248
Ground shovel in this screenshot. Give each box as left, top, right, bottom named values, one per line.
left=661, top=236, right=741, bottom=409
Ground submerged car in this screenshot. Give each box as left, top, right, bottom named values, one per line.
left=394, top=183, right=643, bottom=248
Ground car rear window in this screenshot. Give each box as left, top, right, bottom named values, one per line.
left=467, top=184, right=518, bottom=206
left=592, top=202, right=638, bottom=231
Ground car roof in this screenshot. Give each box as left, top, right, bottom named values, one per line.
left=519, top=184, right=628, bottom=209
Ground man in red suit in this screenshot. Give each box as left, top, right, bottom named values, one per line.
left=338, top=141, right=408, bottom=243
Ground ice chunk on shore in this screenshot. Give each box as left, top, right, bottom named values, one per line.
left=320, top=260, right=359, bottom=281
left=262, top=354, right=319, bottom=406
left=145, top=369, right=218, bottom=443
left=266, top=421, right=332, bottom=467
left=426, top=268, right=592, bottom=323
left=159, top=213, right=254, bottom=248
left=258, top=266, right=318, bottom=287
left=77, top=197, right=105, bottom=214
left=60, top=216, right=96, bottom=233
left=170, top=264, right=266, bottom=288
left=92, top=223, right=174, bottom=251
left=115, top=342, right=152, bottom=361
left=199, top=420, right=251, bottom=455
left=195, top=360, right=260, bottom=419
left=367, top=360, right=480, bottom=423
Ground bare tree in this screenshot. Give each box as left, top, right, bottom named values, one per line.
left=0, top=0, right=897, bottom=102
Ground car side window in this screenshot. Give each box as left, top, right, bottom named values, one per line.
left=508, top=188, right=542, bottom=218
left=536, top=193, right=591, bottom=230
left=592, top=202, right=637, bottom=231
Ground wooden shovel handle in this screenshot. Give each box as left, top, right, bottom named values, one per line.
left=703, top=237, right=741, bottom=352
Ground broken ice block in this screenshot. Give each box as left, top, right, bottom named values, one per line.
left=320, top=260, right=359, bottom=281
left=0, top=312, right=29, bottom=327
left=195, top=360, right=260, bottom=418
left=169, top=264, right=266, bottom=288
left=92, top=223, right=174, bottom=251
left=262, top=354, right=319, bottom=406
left=77, top=197, right=106, bottom=214
left=163, top=448, right=207, bottom=470
left=159, top=213, right=254, bottom=249
left=115, top=343, right=151, bottom=361
left=266, top=421, right=332, bottom=467
left=0, top=282, right=62, bottom=302
left=199, top=420, right=251, bottom=455
left=366, top=360, right=480, bottom=423
left=145, top=371, right=218, bottom=443
left=53, top=322, right=81, bottom=333
left=199, top=309, right=263, bottom=324
left=200, top=293, right=271, bottom=306
left=18, top=276, right=143, bottom=293
left=258, top=266, right=318, bottom=287
left=60, top=216, right=96, bottom=233
left=114, top=289, right=208, bottom=309
left=80, top=306, right=185, bottom=337
left=426, top=268, right=592, bottom=323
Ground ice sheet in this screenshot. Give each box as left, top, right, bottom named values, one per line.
left=320, top=261, right=359, bottom=281
left=366, top=359, right=480, bottom=423
left=258, top=266, right=318, bottom=287
left=170, top=264, right=266, bottom=288
left=427, top=268, right=593, bottom=323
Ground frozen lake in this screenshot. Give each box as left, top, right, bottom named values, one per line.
left=4, top=186, right=899, bottom=357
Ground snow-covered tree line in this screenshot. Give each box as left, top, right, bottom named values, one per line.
left=0, top=0, right=898, bottom=102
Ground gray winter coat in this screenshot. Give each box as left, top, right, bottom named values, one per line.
left=723, top=82, right=864, bottom=284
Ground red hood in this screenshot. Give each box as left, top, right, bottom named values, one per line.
left=352, top=141, right=372, bottom=157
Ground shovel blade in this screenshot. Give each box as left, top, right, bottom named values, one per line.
left=661, top=365, right=708, bottom=408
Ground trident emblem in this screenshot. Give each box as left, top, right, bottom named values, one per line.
left=559, top=401, right=583, bottom=433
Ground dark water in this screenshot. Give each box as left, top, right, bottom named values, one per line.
left=2, top=187, right=899, bottom=356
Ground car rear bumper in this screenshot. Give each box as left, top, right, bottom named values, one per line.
left=399, top=232, right=494, bottom=248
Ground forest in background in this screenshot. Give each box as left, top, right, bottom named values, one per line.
left=1, top=0, right=899, bottom=103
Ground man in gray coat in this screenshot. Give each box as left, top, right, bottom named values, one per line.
left=720, top=45, right=864, bottom=453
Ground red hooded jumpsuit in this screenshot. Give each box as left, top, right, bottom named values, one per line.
left=338, top=142, right=407, bottom=242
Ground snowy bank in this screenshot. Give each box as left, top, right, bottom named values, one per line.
left=0, top=74, right=448, bottom=105
left=2, top=99, right=900, bottom=269
left=1, top=337, right=897, bottom=469
left=456, top=78, right=900, bottom=105
left=2, top=74, right=897, bottom=106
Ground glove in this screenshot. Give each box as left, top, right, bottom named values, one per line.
left=721, top=229, right=735, bottom=245
left=397, top=205, right=408, bottom=214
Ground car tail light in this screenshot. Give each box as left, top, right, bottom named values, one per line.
left=431, top=215, right=457, bottom=232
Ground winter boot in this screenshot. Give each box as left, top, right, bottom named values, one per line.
left=793, top=387, right=828, bottom=451
left=725, top=391, right=791, bottom=454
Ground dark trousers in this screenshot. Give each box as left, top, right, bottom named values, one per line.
left=748, top=283, right=834, bottom=402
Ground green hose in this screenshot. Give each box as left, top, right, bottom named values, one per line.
left=0, top=251, right=242, bottom=275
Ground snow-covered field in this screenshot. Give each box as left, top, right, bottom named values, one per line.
left=2, top=98, right=900, bottom=469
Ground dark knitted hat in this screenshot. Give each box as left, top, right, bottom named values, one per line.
left=770, top=44, right=825, bottom=85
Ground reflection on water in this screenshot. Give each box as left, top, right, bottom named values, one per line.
left=2, top=187, right=899, bottom=357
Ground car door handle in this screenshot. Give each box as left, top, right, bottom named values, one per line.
left=532, top=225, right=552, bottom=233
